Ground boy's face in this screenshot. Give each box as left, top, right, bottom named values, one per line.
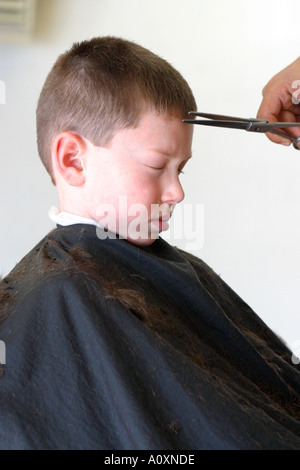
left=85, top=109, right=194, bottom=245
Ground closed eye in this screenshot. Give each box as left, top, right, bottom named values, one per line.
left=148, top=166, right=184, bottom=175
left=146, top=165, right=164, bottom=171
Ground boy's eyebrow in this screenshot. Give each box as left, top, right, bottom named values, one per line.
left=152, top=150, right=193, bottom=160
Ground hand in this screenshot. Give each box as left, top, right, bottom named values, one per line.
left=257, top=57, right=300, bottom=147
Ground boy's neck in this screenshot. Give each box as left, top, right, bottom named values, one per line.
left=49, top=206, right=98, bottom=227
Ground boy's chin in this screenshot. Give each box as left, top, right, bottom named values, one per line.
left=125, top=229, right=160, bottom=247
left=126, top=236, right=158, bottom=247
left=125, top=223, right=163, bottom=246
left=96, top=222, right=162, bottom=246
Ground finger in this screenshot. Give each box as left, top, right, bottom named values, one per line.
left=264, top=131, right=292, bottom=146
left=259, top=112, right=293, bottom=145
left=257, top=96, right=296, bottom=145
left=277, top=110, right=300, bottom=139
left=286, top=104, right=300, bottom=116
left=256, top=93, right=282, bottom=123
left=258, top=117, right=292, bottom=144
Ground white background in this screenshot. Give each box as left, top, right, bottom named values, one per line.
left=0, top=0, right=299, bottom=350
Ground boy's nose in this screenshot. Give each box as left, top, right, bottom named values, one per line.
left=161, top=176, right=185, bottom=205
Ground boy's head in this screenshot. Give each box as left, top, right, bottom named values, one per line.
left=36, top=37, right=196, bottom=245
left=36, top=36, right=196, bottom=180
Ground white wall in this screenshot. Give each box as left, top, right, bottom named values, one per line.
left=0, top=0, right=299, bottom=351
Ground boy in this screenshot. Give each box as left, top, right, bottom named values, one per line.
left=0, top=37, right=299, bottom=450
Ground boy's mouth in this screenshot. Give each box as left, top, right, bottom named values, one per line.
left=150, top=205, right=174, bottom=233
left=152, top=214, right=171, bottom=232
left=159, top=214, right=171, bottom=222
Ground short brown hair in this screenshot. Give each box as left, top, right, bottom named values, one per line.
left=36, top=36, right=197, bottom=180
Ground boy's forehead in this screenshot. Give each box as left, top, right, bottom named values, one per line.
left=137, top=109, right=193, bottom=138
left=143, top=111, right=193, bottom=154
left=107, top=108, right=193, bottom=158
left=139, top=109, right=183, bottom=125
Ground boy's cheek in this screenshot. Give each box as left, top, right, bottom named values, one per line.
left=95, top=200, right=158, bottom=241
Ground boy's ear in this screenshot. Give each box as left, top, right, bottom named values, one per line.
left=52, top=132, right=87, bottom=186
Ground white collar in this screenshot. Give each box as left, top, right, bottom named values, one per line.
left=49, top=206, right=98, bottom=227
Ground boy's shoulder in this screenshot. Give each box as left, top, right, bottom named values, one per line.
left=0, top=225, right=110, bottom=329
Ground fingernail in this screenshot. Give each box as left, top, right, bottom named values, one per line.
left=281, top=141, right=291, bottom=146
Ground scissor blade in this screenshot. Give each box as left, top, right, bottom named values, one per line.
left=188, top=112, right=250, bottom=122
left=183, top=119, right=249, bottom=130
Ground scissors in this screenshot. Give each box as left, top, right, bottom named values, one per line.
left=183, top=112, right=300, bottom=150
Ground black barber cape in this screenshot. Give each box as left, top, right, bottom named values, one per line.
left=0, top=224, right=299, bottom=450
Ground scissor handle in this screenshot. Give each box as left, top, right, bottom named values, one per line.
left=269, top=128, right=300, bottom=150
left=293, top=136, right=300, bottom=150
